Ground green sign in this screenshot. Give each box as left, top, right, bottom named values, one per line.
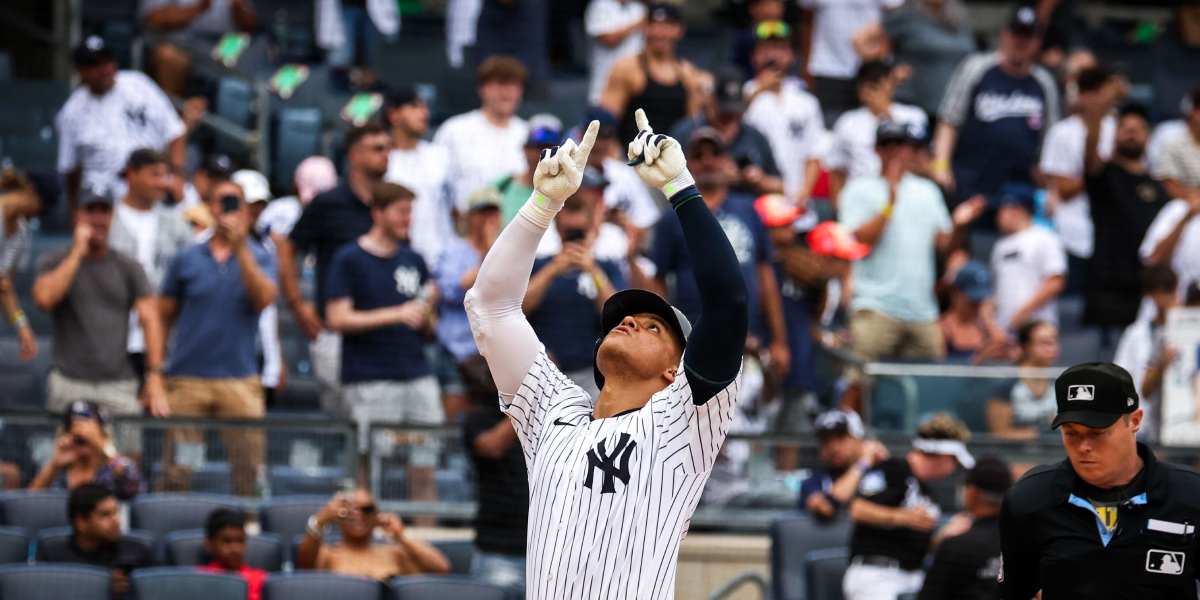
left=271, top=64, right=310, bottom=99
left=211, top=33, right=250, bottom=68
left=341, top=92, right=384, bottom=126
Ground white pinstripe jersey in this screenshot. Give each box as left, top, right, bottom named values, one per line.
left=504, top=350, right=740, bottom=600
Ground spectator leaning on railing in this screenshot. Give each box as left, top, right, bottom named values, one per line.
left=159, top=178, right=276, bottom=496
left=939, top=261, right=1010, bottom=365
left=37, top=483, right=156, bottom=600
left=29, top=401, right=142, bottom=501
left=986, top=319, right=1060, bottom=441
left=296, top=488, right=450, bottom=580
left=33, top=188, right=169, bottom=455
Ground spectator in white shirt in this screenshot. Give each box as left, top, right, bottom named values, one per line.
left=1140, top=178, right=1200, bottom=296
left=384, top=86, right=454, bottom=268
left=743, top=20, right=827, bottom=206
left=1113, top=266, right=1182, bottom=442
left=57, top=36, right=186, bottom=212
left=585, top=0, right=646, bottom=105
left=989, top=184, right=1066, bottom=331
left=1039, top=65, right=1118, bottom=284
left=798, top=0, right=905, bottom=125
left=575, top=109, right=661, bottom=242
left=433, top=56, right=529, bottom=213
left=826, top=60, right=928, bottom=202
left=109, top=149, right=192, bottom=380
left=141, top=0, right=257, bottom=96
left=1153, top=87, right=1200, bottom=205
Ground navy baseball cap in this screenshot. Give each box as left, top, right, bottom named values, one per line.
left=199, top=154, right=236, bottom=180
left=647, top=3, right=682, bottom=23
left=1008, top=4, right=1041, bottom=36
left=876, top=120, right=925, bottom=146
left=387, top=84, right=421, bottom=109
left=994, top=182, right=1037, bottom=214
left=594, top=289, right=692, bottom=389
left=80, top=186, right=114, bottom=208
left=526, top=114, right=563, bottom=148
left=713, top=66, right=747, bottom=114
left=1051, top=362, right=1140, bottom=429
left=63, top=401, right=109, bottom=429
left=953, top=261, right=993, bottom=303
left=815, top=410, right=865, bottom=440
left=73, top=35, right=115, bottom=67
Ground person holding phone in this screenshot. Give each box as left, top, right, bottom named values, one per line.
left=28, top=401, right=142, bottom=500
left=159, top=178, right=277, bottom=496
left=295, top=488, right=450, bottom=580
left=523, top=193, right=626, bottom=399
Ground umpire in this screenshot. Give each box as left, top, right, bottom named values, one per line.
left=1000, top=362, right=1200, bottom=599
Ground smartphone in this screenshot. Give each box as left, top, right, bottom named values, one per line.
left=220, top=194, right=240, bottom=214
left=72, top=434, right=88, bottom=447
left=563, top=228, right=587, bottom=243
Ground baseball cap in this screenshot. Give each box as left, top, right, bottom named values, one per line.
left=63, top=400, right=109, bottom=430
left=814, top=409, right=865, bottom=440
left=1008, top=4, right=1041, bottom=36
left=526, top=114, right=563, bottom=148
left=80, top=186, right=114, bottom=208
left=806, top=221, right=870, bottom=261
left=994, top=182, right=1036, bottom=214
left=965, top=456, right=1013, bottom=497
left=953, top=261, right=993, bottom=303
left=1051, top=362, right=1140, bottom=429
left=713, top=66, right=747, bottom=114
left=687, top=127, right=726, bottom=154
left=580, top=165, right=608, bottom=190
left=232, top=169, right=272, bottom=204
left=875, top=120, right=911, bottom=146
left=464, top=186, right=502, bottom=212
left=124, top=148, right=166, bottom=175
left=754, top=193, right=802, bottom=228
left=199, top=154, right=236, bottom=180
left=386, top=84, right=421, bottom=109
left=583, top=106, right=618, bottom=139
left=73, top=35, right=115, bottom=67
left=595, top=289, right=692, bottom=389
left=647, top=3, right=682, bottom=23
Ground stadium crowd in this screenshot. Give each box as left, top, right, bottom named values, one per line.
left=2, top=0, right=1200, bottom=598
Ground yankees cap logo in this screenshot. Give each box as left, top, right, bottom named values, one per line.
left=1067, top=385, right=1095, bottom=401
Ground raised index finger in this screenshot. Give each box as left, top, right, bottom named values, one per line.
left=574, top=120, right=600, bottom=170
left=634, top=108, right=652, bottom=134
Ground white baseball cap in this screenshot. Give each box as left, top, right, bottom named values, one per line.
left=232, top=169, right=271, bottom=204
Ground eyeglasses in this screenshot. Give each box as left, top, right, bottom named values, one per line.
left=755, top=20, right=791, bottom=41
left=350, top=504, right=377, bottom=516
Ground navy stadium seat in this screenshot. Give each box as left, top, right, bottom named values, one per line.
left=132, top=566, right=247, bottom=600
left=264, top=571, right=384, bottom=600
left=0, top=490, right=69, bottom=534
left=805, top=547, right=850, bottom=600
left=0, top=527, right=28, bottom=564
left=0, top=563, right=110, bottom=600
left=389, top=575, right=508, bottom=600
left=770, top=515, right=852, bottom=600
left=130, top=493, right=241, bottom=540
left=164, top=529, right=284, bottom=571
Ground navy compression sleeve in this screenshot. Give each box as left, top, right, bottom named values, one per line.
left=671, top=186, right=749, bottom=404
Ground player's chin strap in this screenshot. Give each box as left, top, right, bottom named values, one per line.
left=912, top=438, right=976, bottom=469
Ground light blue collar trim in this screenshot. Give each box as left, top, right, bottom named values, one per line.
left=1067, top=493, right=1147, bottom=547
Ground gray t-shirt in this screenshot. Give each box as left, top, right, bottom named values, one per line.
left=36, top=247, right=151, bottom=381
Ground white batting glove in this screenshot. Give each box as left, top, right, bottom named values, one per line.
left=532, top=120, right=600, bottom=208
left=625, top=108, right=696, bottom=198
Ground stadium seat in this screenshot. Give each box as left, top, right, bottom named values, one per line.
left=429, top=540, right=474, bottom=575
left=130, top=493, right=241, bottom=540
left=388, top=575, right=508, bottom=600
left=216, top=76, right=255, bottom=129
left=271, top=107, right=322, bottom=190
left=259, top=496, right=328, bottom=545
left=268, top=466, right=346, bottom=497
left=0, top=490, right=69, bottom=534
left=0, top=563, right=110, bottom=600
left=0, top=526, right=28, bottom=564
left=150, top=462, right=234, bottom=495
left=805, top=547, right=850, bottom=600
left=132, top=567, right=247, bottom=600
left=34, top=527, right=155, bottom=562
left=867, top=375, right=918, bottom=431
left=164, top=529, right=284, bottom=572
left=770, top=515, right=852, bottom=600
left=263, top=571, right=384, bottom=600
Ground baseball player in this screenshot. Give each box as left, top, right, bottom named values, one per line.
left=465, top=109, right=748, bottom=599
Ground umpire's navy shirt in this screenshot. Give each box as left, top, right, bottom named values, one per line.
left=289, top=182, right=374, bottom=318
left=527, top=256, right=626, bottom=373
left=325, top=240, right=431, bottom=384
left=162, top=238, right=275, bottom=378
left=1000, top=443, right=1200, bottom=599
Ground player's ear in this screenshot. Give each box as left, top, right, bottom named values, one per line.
left=662, top=366, right=677, bottom=385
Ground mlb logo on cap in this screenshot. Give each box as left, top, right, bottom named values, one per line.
left=1067, top=385, right=1094, bottom=401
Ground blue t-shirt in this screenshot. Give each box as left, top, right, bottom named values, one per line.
left=325, top=242, right=431, bottom=383
left=527, top=257, right=627, bottom=372
left=939, top=54, right=1059, bottom=202
left=651, top=193, right=772, bottom=339
left=777, top=262, right=818, bottom=392
left=162, top=240, right=276, bottom=378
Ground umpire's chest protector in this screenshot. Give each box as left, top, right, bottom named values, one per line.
left=1004, top=444, right=1200, bottom=599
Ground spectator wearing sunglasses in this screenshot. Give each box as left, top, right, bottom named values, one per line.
left=296, top=488, right=450, bottom=580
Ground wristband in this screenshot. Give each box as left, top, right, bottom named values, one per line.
left=930, top=159, right=950, bottom=175
left=10, top=310, right=27, bottom=329
left=306, top=515, right=324, bottom=540
left=661, top=170, right=696, bottom=199
left=880, top=204, right=893, bottom=220
left=855, top=459, right=873, bottom=472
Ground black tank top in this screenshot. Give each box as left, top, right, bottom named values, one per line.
left=618, top=53, right=689, bottom=143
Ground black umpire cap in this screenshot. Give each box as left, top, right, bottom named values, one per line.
left=1050, top=362, right=1139, bottom=429
left=593, top=289, right=692, bottom=389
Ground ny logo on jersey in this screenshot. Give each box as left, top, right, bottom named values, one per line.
left=584, top=432, right=636, bottom=494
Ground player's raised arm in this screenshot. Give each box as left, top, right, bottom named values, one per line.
left=465, top=120, right=601, bottom=395
left=626, top=109, right=748, bottom=404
